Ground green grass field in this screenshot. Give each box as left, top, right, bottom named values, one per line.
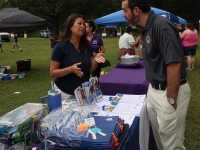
left=0, top=36, right=199, bottom=149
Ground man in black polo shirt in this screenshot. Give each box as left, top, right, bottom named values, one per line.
left=121, top=0, right=190, bottom=150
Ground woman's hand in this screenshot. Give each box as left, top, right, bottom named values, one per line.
left=93, top=52, right=97, bottom=57
left=71, top=62, right=83, bottom=77
left=94, top=53, right=105, bottom=63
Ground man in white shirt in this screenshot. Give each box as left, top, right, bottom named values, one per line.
left=119, top=26, right=137, bottom=56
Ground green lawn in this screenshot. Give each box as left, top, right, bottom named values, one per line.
left=0, top=36, right=200, bottom=149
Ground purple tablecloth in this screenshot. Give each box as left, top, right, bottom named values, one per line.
left=99, top=67, right=149, bottom=95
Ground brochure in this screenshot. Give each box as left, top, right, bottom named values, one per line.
left=89, top=77, right=103, bottom=103
left=82, top=82, right=95, bottom=105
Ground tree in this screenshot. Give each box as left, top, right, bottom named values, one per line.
left=1, top=0, right=198, bottom=32
left=150, top=0, right=199, bottom=29
left=1, top=0, right=120, bottom=34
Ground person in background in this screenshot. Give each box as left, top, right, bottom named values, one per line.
left=50, top=31, right=58, bottom=52
left=0, top=36, right=3, bottom=52
left=121, top=0, right=190, bottom=150
left=50, top=14, right=105, bottom=101
left=176, top=23, right=186, bottom=56
left=176, top=23, right=185, bottom=33
left=85, top=20, right=105, bottom=78
left=133, top=35, right=140, bottom=49
left=12, top=33, right=22, bottom=52
left=114, top=29, right=117, bottom=37
left=138, top=32, right=143, bottom=48
left=179, top=22, right=198, bottom=70
left=121, top=29, right=125, bottom=35
left=119, top=26, right=137, bottom=56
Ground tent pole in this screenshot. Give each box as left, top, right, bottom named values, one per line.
left=24, top=31, right=27, bottom=38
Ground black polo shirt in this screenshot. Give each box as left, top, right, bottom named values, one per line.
left=142, top=11, right=187, bottom=84
left=52, top=41, right=92, bottom=95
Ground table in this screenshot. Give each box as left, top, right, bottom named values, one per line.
left=93, top=95, right=150, bottom=150
left=99, top=67, right=148, bottom=95
left=53, top=117, right=140, bottom=150
left=99, top=67, right=154, bottom=150
left=54, top=95, right=144, bottom=150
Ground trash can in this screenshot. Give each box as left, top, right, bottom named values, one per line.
left=24, top=34, right=27, bottom=38
left=16, top=59, right=31, bottom=71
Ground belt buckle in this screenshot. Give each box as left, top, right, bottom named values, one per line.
left=159, top=84, right=161, bottom=90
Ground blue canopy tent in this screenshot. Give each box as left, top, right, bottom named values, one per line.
left=95, top=10, right=127, bottom=26
left=151, top=7, right=179, bottom=24
left=105, top=25, right=117, bottom=29
left=178, top=16, right=187, bottom=24
left=94, top=7, right=181, bottom=25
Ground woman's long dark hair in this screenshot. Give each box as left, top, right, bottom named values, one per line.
left=185, top=22, right=195, bottom=31
left=85, top=20, right=96, bottom=32
left=59, top=13, right=90, bottom=52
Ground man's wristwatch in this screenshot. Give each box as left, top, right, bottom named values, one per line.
left=167, top=98, right=177, bottom=105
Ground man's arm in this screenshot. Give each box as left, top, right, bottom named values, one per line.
left=167, top=62, right=181, bottom=109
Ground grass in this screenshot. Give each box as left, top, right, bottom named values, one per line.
left=0, top=35, right=200, bottom=149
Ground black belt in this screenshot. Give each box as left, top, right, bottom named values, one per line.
left=151, top=79, right=187, bottom=91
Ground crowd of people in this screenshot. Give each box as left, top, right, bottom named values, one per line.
left=48, top=0, right=198, bottom=149
left=0, top=1, right=198, bottom=148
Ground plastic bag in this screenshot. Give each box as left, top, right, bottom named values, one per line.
left=40, top=108, right=88, bottom=147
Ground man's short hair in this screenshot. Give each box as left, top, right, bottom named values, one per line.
left=122, top=0, right=151, bottom=13
left=126, top=26, right=134, bottom=33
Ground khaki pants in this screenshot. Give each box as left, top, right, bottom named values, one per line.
left=147, top=83, right=190, bottom=150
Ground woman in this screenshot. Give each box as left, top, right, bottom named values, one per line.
left=50, top=31, right=58, bottom=52
left=133, top=35, right=140, bottom=49
left=85, top=20, right=105, bottom=78
left=50, top=14, right=105, bottom=101
left=180, top=22, right=198, bottom=70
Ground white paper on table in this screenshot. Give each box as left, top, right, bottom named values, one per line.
left=112, top=103, right=143, bottom=115
left=97, top=111, right=135, bottom=126
left=119, top=94, right=146, bottom=104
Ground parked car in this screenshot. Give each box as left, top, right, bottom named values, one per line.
left=0, top=32, right=11, bottom=42
left=40, top=30, right=51, bottom=38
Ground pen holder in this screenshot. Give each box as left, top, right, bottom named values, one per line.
left=41, top=89, right=61, bottom=112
